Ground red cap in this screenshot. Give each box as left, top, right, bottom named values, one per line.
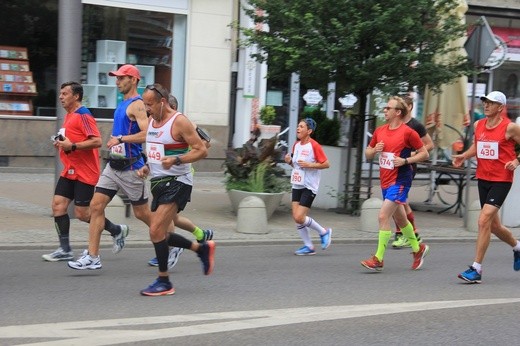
left=108, top=64, right=140, bottom=79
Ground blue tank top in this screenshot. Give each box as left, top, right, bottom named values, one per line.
left=112, top=96, right=144, bottom=170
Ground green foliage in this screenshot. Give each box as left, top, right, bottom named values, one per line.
left=260, top=105, right=277, bottom=125
left=302, top=108, right=340, bottom=146
left=223, top=137, right=290, bottom=193
left=242, top=0, right=473, bottom=96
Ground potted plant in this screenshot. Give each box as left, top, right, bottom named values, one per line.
left=258, top=105, right=281, bottom=140
left=223, top=136, right=290, bottom=218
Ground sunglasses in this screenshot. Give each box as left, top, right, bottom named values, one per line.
left=146, top=84, right=166, bottom=99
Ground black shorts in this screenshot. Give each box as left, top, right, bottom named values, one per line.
left=477, top=179, right=512, bottom=208
left=54, top=177, right=95, bottom=207
left=292, top=188, right=316, bottom=208
left=150, top=176, right=192, bottom=212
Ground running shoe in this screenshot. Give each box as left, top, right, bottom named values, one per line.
left=411, top=243, right=429, bottom=270
left=514, top=250, right=520, bottom=271
left=361, top=255, right=384, bottom=271
left=148, top=257, right=159, bottom=267
left=198, top=229, right=214, bottom=243
left=294, top=245, right=316, bottom=256
left=392, top=234, right=422, bottom=249
left=458, top=266, right=482, bottom=283
left=67, top=252, right=102, bottom=270
left=168, top=247, right=184, bottom=270
left=112, top=224, right=129, bottom=254
left=42, top=247, right=73, bottom=262
left=140, top=278, right=175, bottom=296
left=320, top=228, right=332, bottom=250
left=197, top=241, right=216, bottom=275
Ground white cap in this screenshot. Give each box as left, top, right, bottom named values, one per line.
left=480, top=91, right=506, bottom=105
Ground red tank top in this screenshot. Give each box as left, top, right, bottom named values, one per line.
left=474, top=117, right=516, bottom=182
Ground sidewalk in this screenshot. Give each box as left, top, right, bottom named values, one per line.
left=1, top=170, right=519, bottom=250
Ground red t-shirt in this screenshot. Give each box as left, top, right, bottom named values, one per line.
left=369, top=123, right=424, bottom=189
left=474, top=117, right=516, bottom=182
left=59, top=106, right=101, bottom=186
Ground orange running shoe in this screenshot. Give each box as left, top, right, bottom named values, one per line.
left=361, top=255, right=384, bottom=272
left=412, top=243, right=429, bottom=270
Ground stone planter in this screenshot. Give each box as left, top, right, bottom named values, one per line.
left=227, top=189, right=285, bottom=219
left=259, top=125, right=281, bottom=140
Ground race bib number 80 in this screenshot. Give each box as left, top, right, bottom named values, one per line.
left=291, top=168, right=305, bottom=185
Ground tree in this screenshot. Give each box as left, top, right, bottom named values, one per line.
left=241, top=0, right=473, bottom=212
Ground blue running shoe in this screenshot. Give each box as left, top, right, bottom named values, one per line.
left=140, top=278, right=175, bottom=296
left=198, top=229, right=214, bottom=243
left=294, top=246, right=316, bottom=256
left=320, top=228, right=332, bottom=250
left=458, top=266, right=481, bottom=284
left=514, top=251, right=520, bottom=271
left=197, top=241, right=215, bottom=275
left=148, top=257, right=158, bottom=267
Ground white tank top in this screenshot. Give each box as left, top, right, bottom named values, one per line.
left=146, top=112, right=193, bottom=185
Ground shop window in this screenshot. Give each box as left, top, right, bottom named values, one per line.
left=82, top=5, right=176, bottom=117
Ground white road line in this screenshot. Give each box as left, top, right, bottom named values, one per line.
left=2, top=298, right=520, bottom=345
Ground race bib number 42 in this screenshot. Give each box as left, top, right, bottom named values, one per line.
left=379, top=152, right=395, bottom=170
left=477, top=141, right=498, bottom=160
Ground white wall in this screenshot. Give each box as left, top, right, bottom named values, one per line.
left=185, top=0, right=233, bottom=128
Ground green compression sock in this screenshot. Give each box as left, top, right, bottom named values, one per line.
left=400, top=222, right=419, bottom=252
left=192, top=226, right=204, bottom=241
left=375, top=230, right=392, bottom=261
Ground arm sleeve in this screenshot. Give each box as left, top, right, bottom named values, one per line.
left=311, top=139, right=328, bottom=163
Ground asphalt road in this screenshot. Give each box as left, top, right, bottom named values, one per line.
left=1, top=243, right=519, bottom=345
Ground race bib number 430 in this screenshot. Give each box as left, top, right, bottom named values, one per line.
left=379, top=152, right=395, bottom=170
left=477, top=141, right=498, bottom=160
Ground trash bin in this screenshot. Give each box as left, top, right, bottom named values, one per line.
left=105, top=194, right=126, bottom=225
left=237, top=196, right=268, bottom=234
left=467, top=199, right=481, bottom=233
left=361, top=198, right=383, bottom=232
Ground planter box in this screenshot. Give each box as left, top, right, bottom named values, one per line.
left=227, top=189, right=285, bottom=219
left=312, top=146, right=354, bottom=209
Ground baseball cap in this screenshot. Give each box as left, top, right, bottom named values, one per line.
left=108, top=64, right=141, bottom=80
left=480, top=91, right=506, bottom=105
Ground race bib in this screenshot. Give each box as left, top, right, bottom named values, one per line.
left=146, top=143, right=165, bottom=164
left=476, top=141, right=498, bottom=160
left=291, top=168, right=305, bottom=185
left=379, top=152, right=395, bottom=170
left=110, top=143, right=126, bottom=158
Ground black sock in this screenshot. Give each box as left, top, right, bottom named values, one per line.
left=54, top=214, right=71, bottom=252
left=104, top=218, right=120, bottom=237
left=153, top=239, right=170, bottom=273
left=167, top=232, right=193, bottom=249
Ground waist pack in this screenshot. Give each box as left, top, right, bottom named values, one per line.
left=108, top=157, right=139, bottom=171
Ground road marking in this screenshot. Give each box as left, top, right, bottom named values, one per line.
left=2, top=298, right=520, bottom=345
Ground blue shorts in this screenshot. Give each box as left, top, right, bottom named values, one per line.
left=381, top=184, right=410, bottom=204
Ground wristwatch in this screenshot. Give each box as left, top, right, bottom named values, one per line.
left=71, top=143, right=77, bottom=152
left=174, top=156, right=182, bottom=166
left=117, top=135, right=123, bottom=144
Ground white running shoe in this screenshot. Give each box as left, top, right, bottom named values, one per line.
left=42, top=247, right=73, bottom=262
left=67, top=252, right=102, bottom=270
left=112, top=224, right=129, bottom=254
left=168, top=247, right=184, bottom=270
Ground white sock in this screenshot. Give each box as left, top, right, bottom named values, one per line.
left=297, top=224, right=313, bottom=249
left=304, top=216, right=326, bottom=235
left=472, top=262, right=482, bottom=273
left=513, top=240, right=520, bottom=252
